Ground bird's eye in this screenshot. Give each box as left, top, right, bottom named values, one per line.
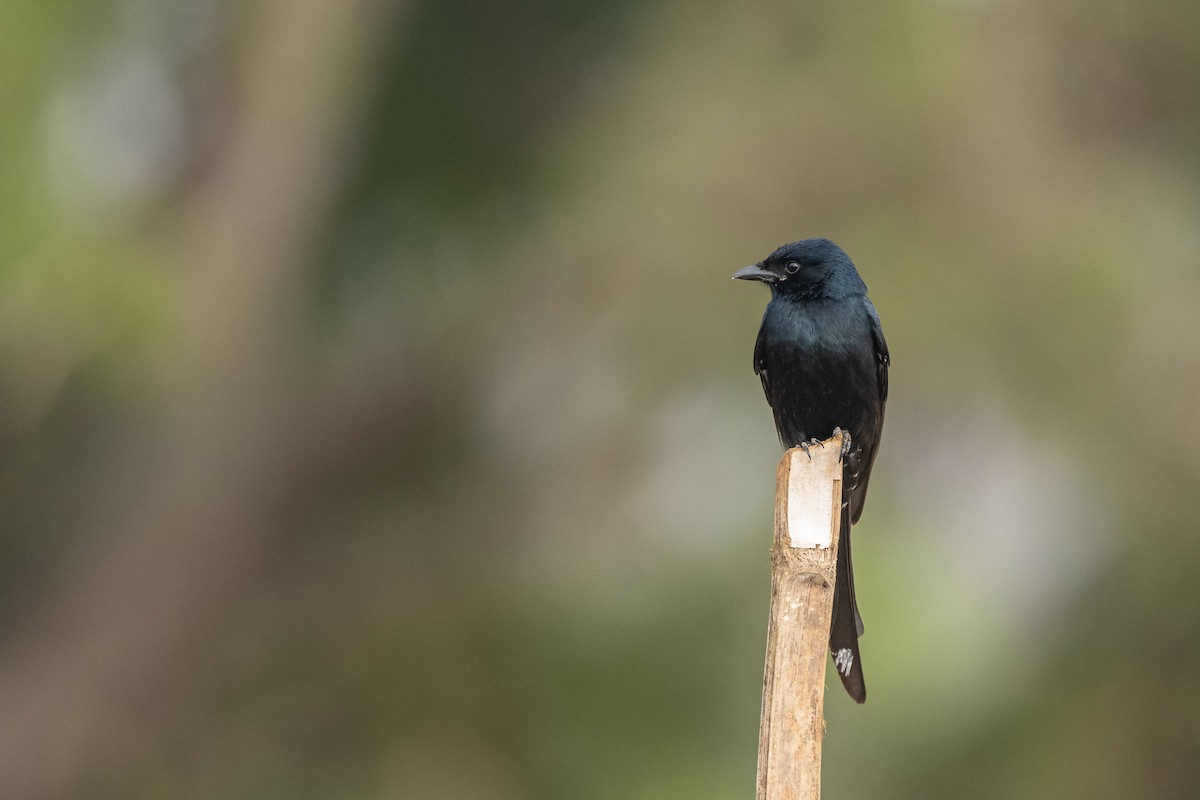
left=785, top=261, right=801, bottom=274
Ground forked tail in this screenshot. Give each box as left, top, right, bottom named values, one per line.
left=829, top=492, right=866, bottom=703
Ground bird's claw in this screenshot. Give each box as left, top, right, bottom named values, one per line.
left=797, top=437, right=825, bottom=461
left=832, top=427, right=853, bottom=459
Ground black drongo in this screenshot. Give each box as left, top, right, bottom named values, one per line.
left=734, top=237, right=889, bottom=703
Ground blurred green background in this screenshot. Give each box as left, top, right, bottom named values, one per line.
left=3, top=0, right=1200, bottom=797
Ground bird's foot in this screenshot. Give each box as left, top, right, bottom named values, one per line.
left=832, top=427, right=853, bottom=458
left=797, top=437, right=825, bottom=461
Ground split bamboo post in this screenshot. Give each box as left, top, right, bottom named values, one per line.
left=755, top=431, right=846, bottom=800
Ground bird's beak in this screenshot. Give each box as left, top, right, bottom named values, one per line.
left=732, top=263, right=777, bottom=283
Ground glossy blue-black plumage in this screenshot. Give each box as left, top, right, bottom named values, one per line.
left=735, top=238, right=889, bottom=703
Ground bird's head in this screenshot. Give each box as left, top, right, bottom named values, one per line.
left=732, top=238, right=866, bottom=300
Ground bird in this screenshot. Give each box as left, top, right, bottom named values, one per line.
left=733, top=237, right=889, bottom=703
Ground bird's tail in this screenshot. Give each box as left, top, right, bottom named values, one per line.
left=830, top=492, right=866, bottom=703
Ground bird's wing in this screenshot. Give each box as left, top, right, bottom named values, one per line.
left=864, top=297, right=889, bottom=402
left=753, top=320, right=772, bottom=406
left=848, top=296, right=889, bottom=524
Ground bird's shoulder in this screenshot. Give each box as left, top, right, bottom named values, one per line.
left=863, top=297, right=889, bottom=363
left=863, top=296, right=889, bottom=401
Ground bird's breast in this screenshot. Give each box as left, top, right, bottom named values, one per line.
left=765, top=298, right=865, bottom=354
left=760, top=297, right=880, bottom=447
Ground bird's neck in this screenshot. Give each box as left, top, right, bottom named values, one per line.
left=773, top=283, right=831, bottom=303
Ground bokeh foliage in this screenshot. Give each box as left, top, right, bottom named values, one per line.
left=2, top=0, right=1200, bottom=798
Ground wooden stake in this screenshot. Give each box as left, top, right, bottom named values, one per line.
left=756, top=432, right=845, bottom=800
